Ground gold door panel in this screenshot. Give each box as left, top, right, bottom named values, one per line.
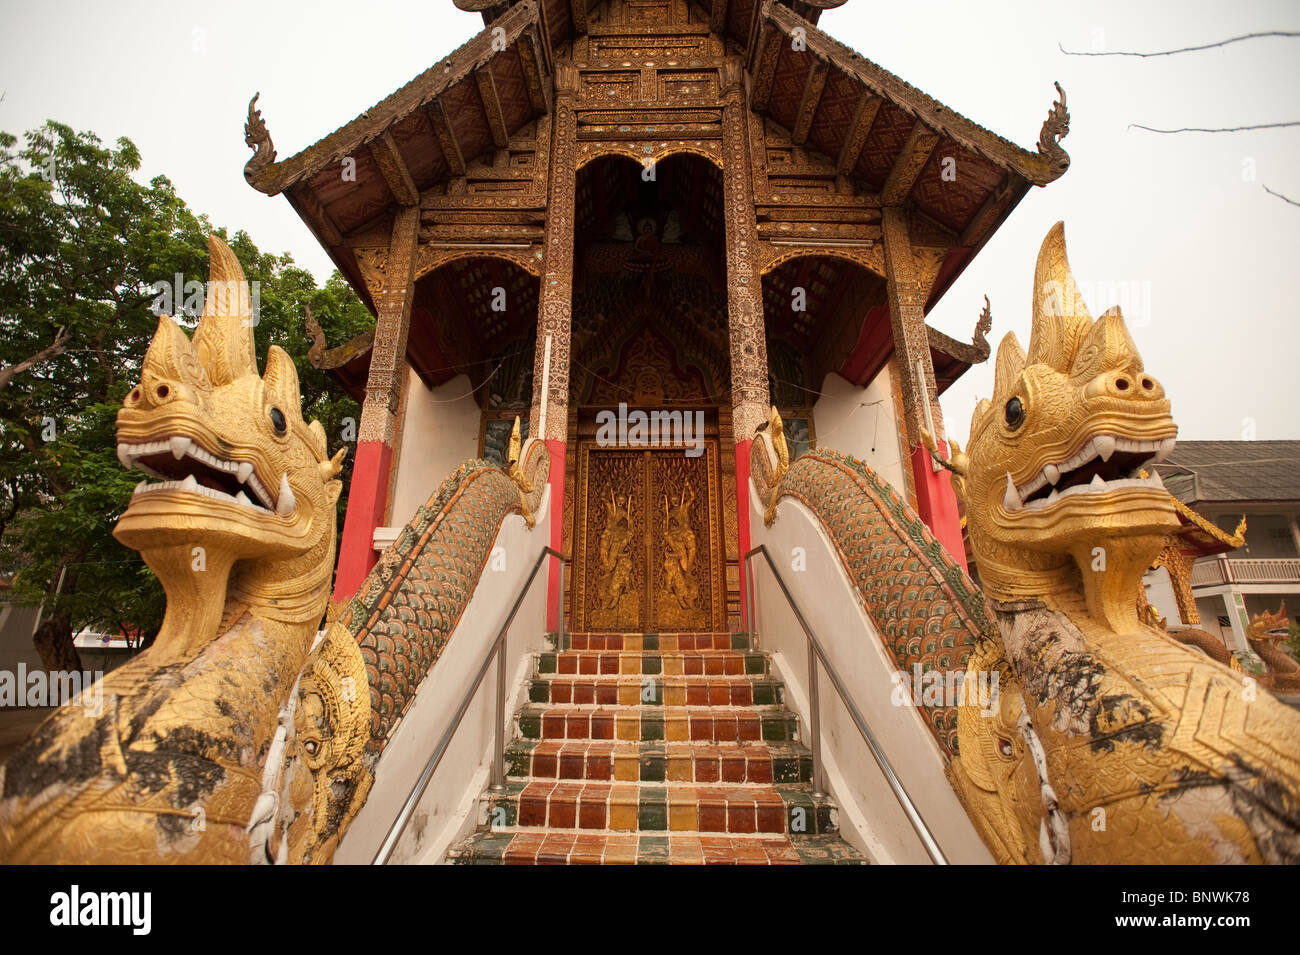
left=574, top=442, right=725, bottom=632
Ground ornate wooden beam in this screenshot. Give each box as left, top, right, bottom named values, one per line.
left=709, top=0, right=728, bottom=34
left=288, top=184, right=343, bottom=247
left=749, top=25, right=781, bottom=113
left=369, top=131, right=419, bottom=207
left=836, top=93, right=881, bottom=176
left=571, top=0, right=588, bottom=33
left=882, top=119, right=939, bottom=206
left=427, top=101, right=466, bottom=177
left=516, top=34, right=549, bottom=115
left=475, top=66, right=511, bottom=149
left=790, top=61, right=828, bottom=145
left=959, top=174, right=1021, bottom=247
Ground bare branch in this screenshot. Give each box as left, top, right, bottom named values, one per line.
left=0, top=327, right=70, bottom=390
left=1128, top=121, right=1300, bottom=134
left=1264, top=185, right=1300, bottom=208
left=1061, top=30, right=1300, bottom=57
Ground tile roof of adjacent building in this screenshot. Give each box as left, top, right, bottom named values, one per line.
left=1159, top=440, right=1300, bottom=506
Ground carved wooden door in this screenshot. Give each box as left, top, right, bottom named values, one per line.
left=573, top=442, right=725, bottom=632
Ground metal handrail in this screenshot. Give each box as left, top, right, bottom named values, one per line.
left=743, top=544, right=948, bottom=865
left=372, top=546, right=566, bottom=865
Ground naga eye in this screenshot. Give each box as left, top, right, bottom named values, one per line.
left=997, top=738, right=1014, bottom=758
left=303, top=739, right=319, bottom=757
left=1004, top=397, right=1025, bottom=431
left=269, top=407, right=287, bottom=436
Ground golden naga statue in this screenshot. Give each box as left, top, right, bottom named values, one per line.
left=0, top=237, right=369, bottom=864
left=936, top=223, right=1300, bottom=864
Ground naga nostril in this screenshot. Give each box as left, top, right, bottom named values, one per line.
left=156, top=385, right=169, bottom=399
left=1115, top=377, right=1130, bottom=391
left=130, top=389, right=140, bottom=403
left=1141, top=377, right=1154, bottom=390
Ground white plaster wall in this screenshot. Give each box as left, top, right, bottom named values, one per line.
left=334, top=486, right=551, bottom=865
left=388, top=368, right=482, bottom=530
left=750, top=482, right=994, bottom=865
left=811, top=369, right=907, bottom=498
left=1142, top=566, right=1185, bottom=627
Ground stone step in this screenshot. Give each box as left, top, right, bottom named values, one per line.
left=480, top=781, right=840, bottom=836
left=536, top=649, right=770, bottom=677
left=448, top=831, right=866, bottom=865
left=516, top=704, right=800, bottom=743
left=504, top=739, right=814, bottom=784
left=550, top=632, right=751, bottom=652
left=528, top=674, right=784, bottom=707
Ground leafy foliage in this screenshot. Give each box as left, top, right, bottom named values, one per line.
left=0, top=121, right=367, bottom=655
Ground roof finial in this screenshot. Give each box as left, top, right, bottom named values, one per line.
left=1037, top=82, right=1071, bottom=180
left=244, top=93, right=277, bottom=188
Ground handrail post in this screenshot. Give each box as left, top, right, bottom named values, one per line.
left=556, top=555, right=566, bottom=651
left=490, top=630, right=508, bottom=792
left=746, top=553, right=758, bottom=648
left=806, top=639, right=826, bottom=799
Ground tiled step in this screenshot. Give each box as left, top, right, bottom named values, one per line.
left=504, top=739, right=814, bottom=784
left=449, top=831, right=866, bottom=865
left=516, top=704, right=800, bottom=743
left=528, top=674, right=784, bottom=707
left=537, top=650, right=770, bottom=677
left=481, top=781, right=840, bottom=835
left=552, top=632, right=751, bottom=652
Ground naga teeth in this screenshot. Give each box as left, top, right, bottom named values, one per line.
left=1003, top=471, right=1022, bottom=511
left=117, top=443, right=134, bottom=468
left=234, top=490, right=253, bottom=507
left=170, top=436, right=192, bottom=460
left=1153, top=437, right=1176, bottom=464
left=237, top=461, right=254, bottom=484
left=134, top=481, right=147, bottom=495
left=276, top=474, right=295, bottom=517
left=1090, top=473, right=1106, bottom=489
left=1044, top=463, right=1060, bottom=486
left=181, top=473, right=199, bottom=493
left=1094, top=435, right=1116, bottom=462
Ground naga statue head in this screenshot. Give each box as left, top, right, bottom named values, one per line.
left=949, top=223, right=1179, bottom=631
left=114, top=235, right=346, bottom=663
left=1248, top=603, right=1290, bottom=644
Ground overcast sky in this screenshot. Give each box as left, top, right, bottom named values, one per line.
left=2, top=0, right=1297, bottom=444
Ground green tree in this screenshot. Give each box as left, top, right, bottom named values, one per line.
left=0, top=121, right=366, bottom=669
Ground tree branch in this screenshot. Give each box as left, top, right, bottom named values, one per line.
left=0, top=327, right=70, bottom=389
left=1264, top=185, right=1300, bottom=208
left=1128, top=121, right=1300, bottom=134
left=1061, top=30, right=1300, bottom=57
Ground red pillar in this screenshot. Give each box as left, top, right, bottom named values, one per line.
left=333, top=441, right=393, bottom=601
left=909, top=439, right=967, bottom=571
left=546, top=439, right=566, bottom=632
left=735, top=440, right=753, bottom=631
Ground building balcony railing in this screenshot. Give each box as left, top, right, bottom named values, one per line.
left=1191, top=557, right=1300, bottom=588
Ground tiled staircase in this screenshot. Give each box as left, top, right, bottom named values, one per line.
left=449, top=631, right=866, bottom=864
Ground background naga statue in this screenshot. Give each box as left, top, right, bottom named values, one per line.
left=0, top=237, right=368, bottom=864
left=940, top=223, right=1300, bottom=864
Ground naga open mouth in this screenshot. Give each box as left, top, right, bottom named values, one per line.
left=1003, top=434, right=1175, bottom=513
left=117, top=436, right=294, bottom=517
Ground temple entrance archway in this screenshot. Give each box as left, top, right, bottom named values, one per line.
left=566, top=154, right=734, bottom=631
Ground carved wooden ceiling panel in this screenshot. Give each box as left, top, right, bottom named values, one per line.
left=765, top=46, right=813, bottom=134
left=390, top=107, right=447, bottom=191
left=806, top=70, right=858, bottom=160
left=854, top=101, right=914, bottom=186
left=910, top=146, right=1006, bottom=233
left=442, top=79, right=495, bottom=168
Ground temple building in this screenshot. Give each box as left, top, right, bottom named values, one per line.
left=244, top=0, right=1070, bottom=633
